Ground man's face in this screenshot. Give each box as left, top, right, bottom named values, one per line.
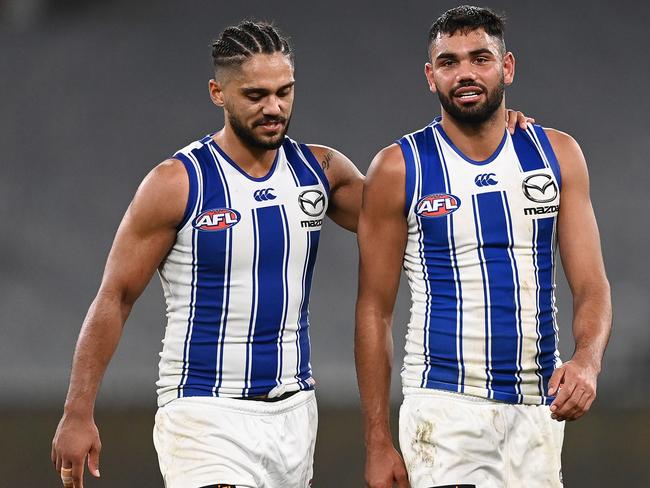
left=211, top=52, right=295, bottom=150
left=425, top=28, right=514, bottom=125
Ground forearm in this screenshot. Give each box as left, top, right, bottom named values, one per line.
left=355, top=304, right=395, bottom=446
left=571, top=281, right=612, bottom=371
left=64, top=289, right=132, bottom=416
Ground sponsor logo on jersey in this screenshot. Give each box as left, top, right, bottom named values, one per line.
left=192, top=208, right=241, bottom=231
left=301, top=219, right=322, bottom=228
left=416, top=193, right=461, bottom=218
left=522, top=173, right=558, bottom=203
left=299, top=189, right=326, bottom=217
left=474, top=173, right=498, bottom=187
left=253, top=188, right=276, bottom=201
left=524, top=204, right=560, bottom=216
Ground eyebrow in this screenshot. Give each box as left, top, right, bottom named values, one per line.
left=241, top=81, right=295, bottom=95
left=436, top=48, right=495, bottom=60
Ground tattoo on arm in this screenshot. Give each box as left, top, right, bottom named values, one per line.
left=320, top=150, right=334, bottom=171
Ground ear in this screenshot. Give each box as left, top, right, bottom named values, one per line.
left=209, top=79, right=225, bottom=107
left=503, top=51, right=515, bottom=86
left=424, top=62, right=437, bottom=94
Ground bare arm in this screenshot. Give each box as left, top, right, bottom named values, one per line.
left=51, top=159, right=188, bottom=487
left=355, top=144, right=409, bottom=488
left=308, top=144, right=364, bottom=232
left=545, top=129, right=612, bottom=421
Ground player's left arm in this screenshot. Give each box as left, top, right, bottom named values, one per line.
left=308, top=144, right=364, bottom=232
left=545, top=128, right=612, bottom=422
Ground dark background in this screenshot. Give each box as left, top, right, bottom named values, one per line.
left=1, top=0, right=649, bottom=486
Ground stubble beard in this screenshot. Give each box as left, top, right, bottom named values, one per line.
left=437, top=75, right=505, bottom=126
left=227, top=111, right=291, bottom=151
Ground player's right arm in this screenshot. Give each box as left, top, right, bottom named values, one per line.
left=51, top=159, right=188, bottom=488
left=355, top=144, right=410, bottom=488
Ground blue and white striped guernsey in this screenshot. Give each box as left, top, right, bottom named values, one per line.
left=399, top=117, right=562, bottom=405
left=156, top=134, right=328, bottom=407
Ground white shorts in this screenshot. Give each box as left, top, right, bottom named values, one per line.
left=153, top=390, right=317, bottom=488
left=399, top=388, right=564, bottom=488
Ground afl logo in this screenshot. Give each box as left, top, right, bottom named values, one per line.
left=416, top=193, right=461, bottom=218
left=192, top=208, right=241, bottom=231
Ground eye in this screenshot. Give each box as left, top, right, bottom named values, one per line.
left=247, top=94, right=263, bottom=102
left=474, top=57, right=489, bottom=65
left=441, top=59, right=456, bottom=67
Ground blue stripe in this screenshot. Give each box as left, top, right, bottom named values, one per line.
left=172, top=153, right=199, bottom=231
left=297, top=230, right=319, bottom=385
left=411, top=127, right=459, bottom=389
left=434, top=130, right=465, bottom=392
left=535, top=216, right=557, bottom=401
left=299, top=143, right=331, bottom=196
left=511, top=126, right=547, bottom=172
left=182, top=144, right=229, bottom=398
left=532, top=125, right=562, bottom=189
left=275, top=206, right=291, bottom=385
left=243, top=210, right=259, bottom=396
left=475, top=191, right=520, bottom=401
left=249, top=205, right=286, bottom=395
left=210, top=140, right=279, bottom=182
left=211, top=148, right=233, bottom=395
left=502, top=193, right=524, bottom=401
left=531, top=220, right=545, bottom=401
left=398, top=138, right=417, bottom=217
left=282, top=139, right=319, bottom=187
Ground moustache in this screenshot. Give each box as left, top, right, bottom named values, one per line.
left=254, top=117, right=287, bottom=127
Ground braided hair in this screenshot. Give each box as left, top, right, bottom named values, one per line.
left=211, top=20, right=293, bottom=75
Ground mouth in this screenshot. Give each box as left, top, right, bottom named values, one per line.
left=453, top=86, right=484, bottom=104
left=255, top=119, right=286, bottom=133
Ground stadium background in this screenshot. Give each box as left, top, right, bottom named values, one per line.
left=1, top=0, right=648, bottom=485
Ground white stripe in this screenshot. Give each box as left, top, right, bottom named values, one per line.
left=531, top=219, right=546, bottom=403
left=283, top=146, right=301, bottom=186
left=526, top=125, right=551, bottom=169
left=294, top=232, right=310, bottom=382
left=244, top=210, right=260, bottom=396
left=472, top=194, right=494, bottom=398
left=275, top=207, right=291, bottom=385
left=550, top=218, right=560, bottom=367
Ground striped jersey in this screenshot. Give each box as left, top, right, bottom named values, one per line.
left=156, top=134, right=329, bottom=407
left=399, top=118, right=562, bottom=405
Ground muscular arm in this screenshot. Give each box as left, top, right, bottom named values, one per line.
left=545, top=129, right=612, bottom=421
left=355, top=144, right=409, bottom=488
left=308, top=144, right=364, bottom=232
left=52, top=159, right=188, bottom=487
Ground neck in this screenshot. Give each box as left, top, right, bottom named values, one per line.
left=212, top=125, right=278, bottom=177
left=439, top=104, right=507, bottom=162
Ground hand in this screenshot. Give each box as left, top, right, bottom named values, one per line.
left=365, top=441, right=410, bottom=488
left=506, top=109, right=535, bottom=135
left=51, top=412, right=102, bottom=487
left=548, top=356, right=599, bottom=421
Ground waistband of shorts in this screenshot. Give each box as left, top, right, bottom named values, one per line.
left=403, top=386, right=500, bottom=404
left=160, top=389, right=315, bottom=415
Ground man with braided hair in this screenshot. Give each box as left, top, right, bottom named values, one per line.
left=51, top=20, right=363, bottom=488
left=51, top=18, right=532, bottom=488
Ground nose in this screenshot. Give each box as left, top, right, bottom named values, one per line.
left=455, top=59, right=478, bottom=83
left=262, top=95, right=282, bottom=117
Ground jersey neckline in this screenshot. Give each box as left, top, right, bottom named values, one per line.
left=432, top=117, right=508, bottom=166
left=209, top=138, right=280, bottom=182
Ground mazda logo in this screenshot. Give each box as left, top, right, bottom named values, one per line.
left=522, top=174, right=558, bottom=203
left=298, top=189, right=326, bottom=217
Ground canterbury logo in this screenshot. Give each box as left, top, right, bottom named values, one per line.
left=253, top=188, right=276, bottom=202
left=298, top=189, right=326, bottom=217
left=474, top=173, right=498, bottom=187
left=522, top=173, right=558, bottom=203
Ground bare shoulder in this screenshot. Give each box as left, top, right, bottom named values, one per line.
left=367, top=143, right=405, bottom=182
left=543, top=128, right=589, bottom=187
left=128, top=158, right=189, bottom=230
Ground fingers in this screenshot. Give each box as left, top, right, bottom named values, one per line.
left=547, top=366, right=565, bottom=396
left=506, top=109, right=517, bottom=134
left=60, top=465, right=73, bottom=488
left=505, top=110, right=536, bottom=134
left=396, top=469, right=411, bottom=488
left=87, top=441, right=102, bottom=478
left=71, top=460, right=85, bottom=488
